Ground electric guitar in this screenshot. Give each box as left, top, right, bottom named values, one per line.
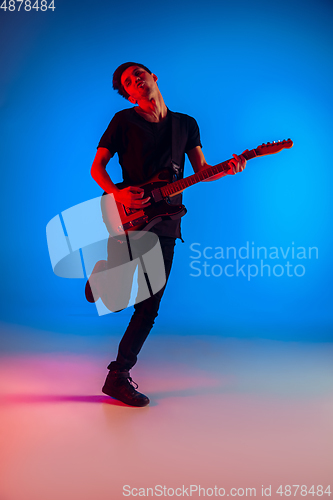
left=101, top=139, right=293, bottom=235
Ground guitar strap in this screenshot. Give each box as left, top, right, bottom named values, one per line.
left=170, top=111, right=186, bottom=242
left=170, top=111, right=182, bottom=181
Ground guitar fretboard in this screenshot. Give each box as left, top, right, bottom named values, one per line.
left=160, top=149, right=257, bottom=197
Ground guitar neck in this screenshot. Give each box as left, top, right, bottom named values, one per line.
left=160, top=149, right=258, bottom=198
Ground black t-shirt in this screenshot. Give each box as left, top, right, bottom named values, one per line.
left=98, top=107, right=202, bottom=239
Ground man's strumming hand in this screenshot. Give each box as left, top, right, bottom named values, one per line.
left=114, top=186, right=151, bottom=209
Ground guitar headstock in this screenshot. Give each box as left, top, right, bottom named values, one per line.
left=255, top=139, right=293, bottom=156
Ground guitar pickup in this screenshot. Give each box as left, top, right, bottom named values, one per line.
left=151, top=188, right=163, bottom=202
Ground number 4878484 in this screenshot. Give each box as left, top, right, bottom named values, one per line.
left=1, top=0, right=55, bottom=11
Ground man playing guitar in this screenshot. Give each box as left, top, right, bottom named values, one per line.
left=88, top=62, right=246, bottom=407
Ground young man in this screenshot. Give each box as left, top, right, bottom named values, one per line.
left=88, top=62, right=246, bottom=407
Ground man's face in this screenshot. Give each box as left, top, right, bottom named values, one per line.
left=120, top=65, right=157, bottom=103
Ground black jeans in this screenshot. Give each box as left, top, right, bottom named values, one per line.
left=107, top=234, right=176, bottom=371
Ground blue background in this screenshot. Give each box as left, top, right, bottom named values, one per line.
left=1, top=0, right=332, bottom=345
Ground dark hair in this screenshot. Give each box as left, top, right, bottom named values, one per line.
left=112, top=62, right=152, bottom=99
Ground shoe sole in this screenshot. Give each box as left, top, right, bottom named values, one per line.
left=102, top=385, right=150, bottom=407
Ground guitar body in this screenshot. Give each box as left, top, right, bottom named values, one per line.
left=101, top=168, right=187, bottom=236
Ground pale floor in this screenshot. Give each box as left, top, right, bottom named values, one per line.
left=0, top=325, right=332, bottom=500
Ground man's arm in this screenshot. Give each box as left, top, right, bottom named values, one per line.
left=91, top=147, right=115, bottom=192
left=187, top=146, right=246, bottom=181
left=90, top=147, right=151, bottom=208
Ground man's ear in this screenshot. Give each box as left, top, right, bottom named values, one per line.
left=128, top=97, right=137, bottom=104
left=152, top=73, right=158, bottom=83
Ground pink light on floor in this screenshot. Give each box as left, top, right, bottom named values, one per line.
left=0, top=337, right=332, bottom=500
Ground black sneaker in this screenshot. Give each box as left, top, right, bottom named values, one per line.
left=85, top=260, right=107, bottom=303
left=85, top=280, right=95, bottom=303
left=102, top=370, right=150, bottom=407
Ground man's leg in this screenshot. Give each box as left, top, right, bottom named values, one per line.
left=108, top=236, right=175, bottom=370
left=102, top=236, right=176, bottom=406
